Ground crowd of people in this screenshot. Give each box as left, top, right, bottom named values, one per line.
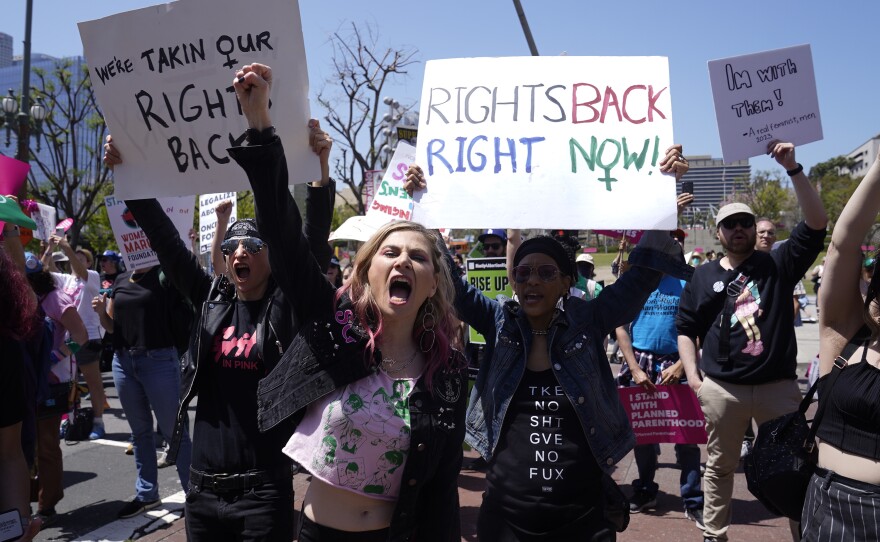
left=1, top=60, right=878, bottom=542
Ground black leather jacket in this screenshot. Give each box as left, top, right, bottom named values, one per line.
left=124, top=180, right=333, bottom=465
left=232, top=138, right=467, bottom=542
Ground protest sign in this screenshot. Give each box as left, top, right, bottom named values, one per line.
left=618, top=384, right=707, bottom=445
left=198, top=192, right=237, bottom=254
left=594, top=229, right=644, bottom=244
left=362, top=170, right=382, bottom=211
left=366, top=142, right=416, bottom=223
left=78, top=0, right=319, bottom=199
left=709, top=45, right=822, bottom=162
left=465, top=257, right=512, bottom=344
left=31, top=203, right=57, bottom=241
left=105, top=194, right=194, bottom=269
left=0, top=155, right=30, bottom=195
left=412, top=56, right=677, bottom=229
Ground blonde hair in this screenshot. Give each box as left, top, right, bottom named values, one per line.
left=337, top=221, right=460, bottom=385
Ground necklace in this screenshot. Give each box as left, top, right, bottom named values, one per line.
left=531, top=329, right=549, bottom=335
left=381, top=349, right=418, bottom=375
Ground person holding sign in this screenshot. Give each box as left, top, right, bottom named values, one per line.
left=103, top=115, right=334, bottom=538
left=800, top=148, right=880, bottom=540
left=405, top=149, right=690, bottom=540
left=676, top=141, right=827, bottom=542
left=229, top=63, right=467, bottom=542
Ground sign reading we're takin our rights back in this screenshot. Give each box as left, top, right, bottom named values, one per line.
left=78, top=0, right=319, bottom=200
left=412, top=56, right=677, bottom=230
left=709, top=44, right=822, bottom=163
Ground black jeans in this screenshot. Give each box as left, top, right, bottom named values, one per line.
left=477, top=499, right=615, bottom=542
left=184, top=479, right=293, bottom=542
left=298, top=515, right=389, bottom=542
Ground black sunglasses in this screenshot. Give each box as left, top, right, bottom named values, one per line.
left=719, top=216, right=755, bottom=230
left=512, top=264, right=560, bottom=283
left=483, top=242, right=503, bottom=250
left=220, top=237, right=266, bottom=256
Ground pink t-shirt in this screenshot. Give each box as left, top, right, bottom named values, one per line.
left=40, top=289, right=77, bottom=383
left=283, top=370, right=418, bottom=501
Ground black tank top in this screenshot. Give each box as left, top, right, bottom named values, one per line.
left=816, top=343, right=880, bottom=460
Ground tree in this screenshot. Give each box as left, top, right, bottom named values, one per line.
left=21, top=59, right=113, bottom=249
left=318, top=23, right=418, bottom=215
left=809, top=155, right=862, bottom=232
left=720, top=170, right=795, bottom=225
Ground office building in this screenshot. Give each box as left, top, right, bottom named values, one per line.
left=678, top=155, right=751, bottom=224
left=841, top=134, right=880, bottom=178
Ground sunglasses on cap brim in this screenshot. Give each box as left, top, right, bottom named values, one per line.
left=512, top=264, right=560, bottom=283
left=220, top=237, right=266, bottom=256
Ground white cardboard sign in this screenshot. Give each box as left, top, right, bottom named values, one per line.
left=32, top=203, right=58, bottom=241
left=708, top=44, right=822, bottom=163
left=366, top=141, right=416, bottom=223
left=198, top=192, right=237, bottom=254
left=413, top=56, right=677, bottom=230
left=105, top=195, right=194, bottom=270
left=78, top=0, right=319, bottom=199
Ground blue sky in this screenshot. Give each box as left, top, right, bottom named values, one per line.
left=3, top=0, right=878, bottom=175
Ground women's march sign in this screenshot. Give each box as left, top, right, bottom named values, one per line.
left=618, top=385, right=707, bottom=445
left=709, top=44, right=822, bottom=162
left=105, top=195, right=194, bottom=270
left=413, top=56, right=677, bottom=230
left=366, top=142, right=416, bottom=223
left=78, top=0, right=319, bottom=199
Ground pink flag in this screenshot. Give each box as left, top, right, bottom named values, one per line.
left=0, top=155, right=30, bottom=196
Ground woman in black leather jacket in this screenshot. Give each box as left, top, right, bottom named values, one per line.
left=232, top=63, right=467, bottom=542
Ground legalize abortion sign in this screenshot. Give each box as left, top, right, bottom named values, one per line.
left=412, top=56, right=677, bottom=230
left=78, top=0, right=319, bottom=199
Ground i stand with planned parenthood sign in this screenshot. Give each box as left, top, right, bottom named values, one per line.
left=709, top=44, right=823, bottom=163
left=78, top=0, right=319, bottom=199
left=618, top=385, right=707, bottom=445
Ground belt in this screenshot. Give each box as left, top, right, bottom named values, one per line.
left=189, top=465, right=293, bottom=492
left=815, top=467, right=880, bottom=493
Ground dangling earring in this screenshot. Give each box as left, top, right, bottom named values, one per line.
left=420, top=297, right=436, bottom=352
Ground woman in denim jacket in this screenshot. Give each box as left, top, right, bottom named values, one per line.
left=232, top=63, right=467, bottom=542
left=406, top=152, right=690, bottom=541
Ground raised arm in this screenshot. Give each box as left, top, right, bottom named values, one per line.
left=768, top=141, right=828, bottom=231
left=210, top=200, right=233, bottom=277
left=819, top=154, right=880, bottom=373
left=506, top=229, right=521, bottom=282
left=56, top=234, right=87, bottom=281
left=228, top=63, right=335, bottom=322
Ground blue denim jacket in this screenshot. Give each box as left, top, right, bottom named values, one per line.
left=455, top=246, right=681, bottom=471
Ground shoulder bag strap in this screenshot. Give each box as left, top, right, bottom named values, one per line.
left=802, top=353, right=850, bottom=451
left=717, top=272, right=748, bottom=364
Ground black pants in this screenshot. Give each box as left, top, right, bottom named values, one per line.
left=477, top=500, right=615, bottom=542
left=298, top=515, right=389, bottom=542
left=184, top=479, right=293, bottom=542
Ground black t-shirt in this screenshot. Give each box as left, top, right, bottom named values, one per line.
left=0, top=337, right=25, bottom=428
left=191, top=299, right=291, bottom=473
left=676, top=221, right=825, bottom=384
left=109, top=268, right=176, bottom=350
left=487, top=368, right=603, bottom=533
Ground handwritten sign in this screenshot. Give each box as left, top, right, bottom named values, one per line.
left=105, top=195, right=194, bottom=269
left=31, top=203, right=57, bottom=241
left=617, top=385, right=707, bottom=445
left=412, top=56, right=676, bottom=230
left=366, top=141, right=416, bottom=223
left=466, top=257, right=513, bottom=345
left=198, top=192, right=237, bottom=254
left=78, top=0, right=319, bottom=199
left=709, top=45, right=822, bottom=162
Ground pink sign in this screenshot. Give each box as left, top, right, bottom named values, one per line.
left=618, top=384, right=707, bottom=445
left=56, top=217, right=74, bottom=232
left=0, top=155, right=30, bottom=195
left=596, top=230, right=644, bottom=243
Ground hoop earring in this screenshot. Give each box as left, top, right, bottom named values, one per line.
left=420, top=298, right=437, bottom=352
